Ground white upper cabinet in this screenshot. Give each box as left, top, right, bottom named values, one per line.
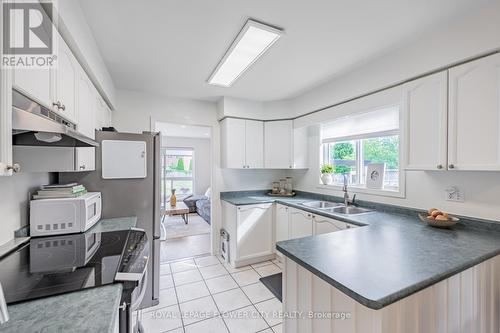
left=221, top=118, right=263, bottom=169
left=222, top=118, right=307, bottom=169
left=448, top=53, right=500, bottom=171
left=221, top=118, right=246, bottom=168
left=265, top=120, right=293, bottom=168
left=11, top=11, right=52, bottom=109
left=404, top=71, right=448, bottom=171
left=75, top=147, right=95, bottom=172
left=244, top=120, right=264, bottom=168
left=13, top=65, right=52, bottom=109
left=77, top=69, right=96, bottom=139
left=54, top=32, right=78, bottom=123
left=293, top=126, right=308, bottom=169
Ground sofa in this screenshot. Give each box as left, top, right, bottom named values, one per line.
left=183, top=188, right=211, bottom=224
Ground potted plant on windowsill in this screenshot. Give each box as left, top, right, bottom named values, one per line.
left=320, top=164, right=334, bottom=185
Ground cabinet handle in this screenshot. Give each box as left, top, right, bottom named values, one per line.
left=437, top=164, right=443, bottom=169
left=7, top=163, right=21, bottom=173
left=79, top=165, right=86, bottom=170
left=52, top=101, right=61, bottom=108
left=59, top=104, right=66, bottom=111
left=449, top=164, right=455, bottom=169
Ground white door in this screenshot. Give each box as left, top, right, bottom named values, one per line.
left=289, top=209, right=313, bottom=240
left=221, top=118, right=246, bottom=168
left=404, top=71, right=448, bottom=171
left=275, top=204, right=290, bottom=242
left=77, top=71, right=96, bottom=139
left=236, top=204, right=273, bottom=260
left=264, top=120, right=292, bottom=168
left=313, top=216, right=345, bottom=235
left=75, top=147, right=95, bottom=171
left=54, top=33, right=78, bottom=122
left=245, top=120, right=264, bottom=168
left=448, top=53, right=500, bottom=170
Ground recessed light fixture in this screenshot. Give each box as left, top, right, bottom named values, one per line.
left=208, top=19, right=283, bottom=87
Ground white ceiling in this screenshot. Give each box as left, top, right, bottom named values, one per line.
left=80, top=0, right=488, bottom=102
left=156, top=122, right=211, bottom=139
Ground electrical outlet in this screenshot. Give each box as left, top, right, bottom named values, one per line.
left=445, top=186, right=464, bottom=202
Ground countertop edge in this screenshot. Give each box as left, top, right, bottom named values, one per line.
left=277, top=244, right=500, bottom=310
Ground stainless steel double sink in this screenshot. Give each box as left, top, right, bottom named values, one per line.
left=301, top=201, right=372, bottom=215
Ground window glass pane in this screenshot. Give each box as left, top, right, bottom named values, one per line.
left=165, top=152, right=193, bottom=178
left=172, top=180, right=193, bottom=196
left=329, top=141, right=358, bottom=185
left=362, top=135, right=399, bottom=188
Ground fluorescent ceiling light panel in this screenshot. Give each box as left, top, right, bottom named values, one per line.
left=208, top=19, right=283, bottom=87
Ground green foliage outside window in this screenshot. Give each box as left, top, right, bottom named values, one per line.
left=363, top=136, right=399, bottom=169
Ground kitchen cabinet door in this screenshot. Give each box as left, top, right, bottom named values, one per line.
left=275, top=204, right=290, bottom=242
left=289, top=208, right=313, bottom=240
left=0, top=2, right=13, bottom=176
left=54, top=32, right=78, bottom=123
left=77, top=69, right=96, bottom=139
left=313, top=216, right=345, bottom=235
left=245, top=120, right=264, bottom=168
left=221, top=118, right=246, bottom=168
left=13, top=66, right=52, bottom=109
left=236, top=204, right=273, bottom=261
left=75, top=147, right=95, bottom=171
left=448, top=53, right=500, bottom=170
left=10, top=12, right=53, bottom=109
left=293, top=126, right=309, bottom=169
left=265, top=120, right=292, bottom=169
left=404, top=71, right=448, bottom=171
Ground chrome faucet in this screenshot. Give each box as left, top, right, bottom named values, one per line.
left=342, top=174, right=349, bottom=206
left=342, top=174, right=357, bottom=207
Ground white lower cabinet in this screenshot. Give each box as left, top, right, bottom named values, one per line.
left=289, top=208, right=313, bottom=240
left=222, top=202, right=274, bottom=267
left=275, top=203, right=290, bottom=242
left=313, top=215, right=346, bottom=234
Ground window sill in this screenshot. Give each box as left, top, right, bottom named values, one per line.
left=316, top=184, right=406, bottom=198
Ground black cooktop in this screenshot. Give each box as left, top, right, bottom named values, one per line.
left=0, top=229, right=148, bottom=305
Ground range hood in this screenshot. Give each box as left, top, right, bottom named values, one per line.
left=12, top=90, right=99, bottom=147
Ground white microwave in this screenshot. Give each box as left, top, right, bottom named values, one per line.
left=30, top=192, right=102, bottom=237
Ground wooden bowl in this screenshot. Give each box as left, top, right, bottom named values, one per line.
left=418, top=213, right=460, bottom=228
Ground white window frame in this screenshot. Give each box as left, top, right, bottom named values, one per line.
left=162, top=147, right=195, bottom=203
left=319, top=113, right=406, bottom=198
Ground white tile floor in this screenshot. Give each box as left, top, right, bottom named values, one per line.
left=138, top=255, right=283, bottom=333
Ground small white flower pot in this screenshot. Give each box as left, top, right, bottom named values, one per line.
left=321, top=173, right=333, bottom=185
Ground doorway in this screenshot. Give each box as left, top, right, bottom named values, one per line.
left=155, top=122, right=213, bottom=263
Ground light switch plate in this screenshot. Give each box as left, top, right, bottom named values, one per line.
left=445, top=186, right=464, bottom=202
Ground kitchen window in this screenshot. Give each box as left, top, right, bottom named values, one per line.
left=321, top=106, right=403, bottom=196
left=161, top=148, right=194, bottom=209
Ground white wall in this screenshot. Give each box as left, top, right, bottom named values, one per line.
left=54, top=0, right=117, bottom=108
left=0, top=173, right=53, bottom=245
left=289, top=1, right=500, bottom=117
left=163, top=136, right=211, bottom=195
